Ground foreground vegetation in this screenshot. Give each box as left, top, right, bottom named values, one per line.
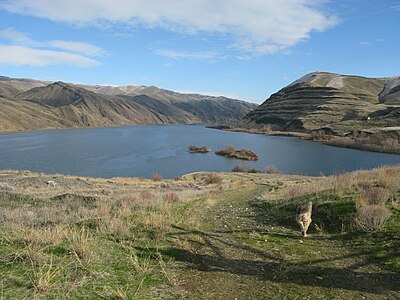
left=0, top=166, right=399, bottom=299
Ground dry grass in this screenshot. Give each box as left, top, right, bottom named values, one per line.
left=99, top=218, right=131, bottom=238
left=325, top=132, right=400, bottom=154
left=279, top=167, right=400, bottom=201
left=130, top=252, right=152, bottom=274
left=67, top=227, right=94, bottom=262
left=30, top=256, right=58, bottom=293
left=0, top=170, right=221, bottom=298
left=1, top=167, right=399, bottom=298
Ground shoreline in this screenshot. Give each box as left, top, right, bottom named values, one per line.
left=0, top=123, right=209, bottom=135
left=209, top=126, right=400, bottom=155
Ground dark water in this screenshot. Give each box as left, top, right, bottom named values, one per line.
left=0, top=125, right=400, bottom=178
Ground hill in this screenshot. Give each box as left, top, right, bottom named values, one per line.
left=241, top=72, right=400, bottom=135
left=0, top=77, right=256, bottom=131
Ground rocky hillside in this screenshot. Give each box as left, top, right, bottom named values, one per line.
left=241, top=72, right=400, bottom=135
left=0, top=76, right=256, bottom=131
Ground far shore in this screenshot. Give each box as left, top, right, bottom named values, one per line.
left=208, top=126, right=400, bottom=155
left=0, top=123, right=208, bottom=135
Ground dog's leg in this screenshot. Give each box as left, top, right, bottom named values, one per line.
left=297, top=220, right=305, bottom=236
left=303, top=218, right=312, bottom=237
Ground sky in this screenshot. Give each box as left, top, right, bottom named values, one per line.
left=0, top=0, right=399, bottom=104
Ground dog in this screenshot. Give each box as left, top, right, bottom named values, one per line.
left=296, top=201, right=312, bottom=237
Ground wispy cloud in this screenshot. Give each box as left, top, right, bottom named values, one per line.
left=0, top=0, right=339, bottom=56
left=359, top=41, right=370, bottom=46
left=226, top=71, right=241, bottom=78
left=48, top=40, right=106, bottom=56
left=392, top=5, right=400, bottom=11
left=0, top=27, right=104, bottom=67
left=155, top=49, right=221, bottom=61
left=0, top=27, right=38, bottom=46
left=0, top=44, right=99, bottom=67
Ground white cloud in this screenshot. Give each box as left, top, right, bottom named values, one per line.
left=0, top=27, right=104, bottom=67
left=48, top=40, right=106, bottom=56
left=156, top=49, right=221, bottom=61
left=359, top=41, right=370, bottom=46
left=0, top=27, right=105, bottom=56
left=164, top=62, right=173, bottom=68
left=0, top=0, right=339, bottom=55
left=0, top=44, right=100, bottom=67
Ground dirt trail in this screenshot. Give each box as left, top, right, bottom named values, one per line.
left=164, top=185, right=400, bottom=299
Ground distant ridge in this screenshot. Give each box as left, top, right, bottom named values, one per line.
left=0, top=76, right=256, bottom=131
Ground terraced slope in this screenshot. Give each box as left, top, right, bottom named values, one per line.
left=241, top=72, right=400, bottom=135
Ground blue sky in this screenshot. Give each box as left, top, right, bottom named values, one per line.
left=0, top=0, right=399, bottom=103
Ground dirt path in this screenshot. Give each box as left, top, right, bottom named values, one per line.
left=163, top=185, right=400, bottom=299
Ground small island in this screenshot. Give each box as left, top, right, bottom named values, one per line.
left=188, top=145, right=211, bottom=153
left=215, top=145, right=258, bottom=161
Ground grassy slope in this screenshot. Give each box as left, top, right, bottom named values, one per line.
left=0, top=169, right=399, bottom=299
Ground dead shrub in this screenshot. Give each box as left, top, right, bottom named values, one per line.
left=264, top=165, right=279, bottom=174
left=95, top=204, right=110, bottom=218
left=163, top=192, right=179, bottom=203
left=361, top=187, right=389, bottom=206
left=204, top=174, right=223, bottom=185
left=224, top=145, right=236, bottom=154
left=232, top=165, right=244, bottom=172
left=141, top=191, right=155, bottom=200
left=354, top=205, right=391, bottom=232
left=121, top=195, right=139, bottom=205
left=151, top=173, right=163, bottom=182
left=353, top=177, right=372, bottom=190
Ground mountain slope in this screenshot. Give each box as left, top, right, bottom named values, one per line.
left=241, top=72, right=400, bottom=135
left=81, top=83, right=256, bottom=124
left=0, top=77, right=256, bottom=131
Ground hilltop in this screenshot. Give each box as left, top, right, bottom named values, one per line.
left=0, top=76, right=256, bottom=132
